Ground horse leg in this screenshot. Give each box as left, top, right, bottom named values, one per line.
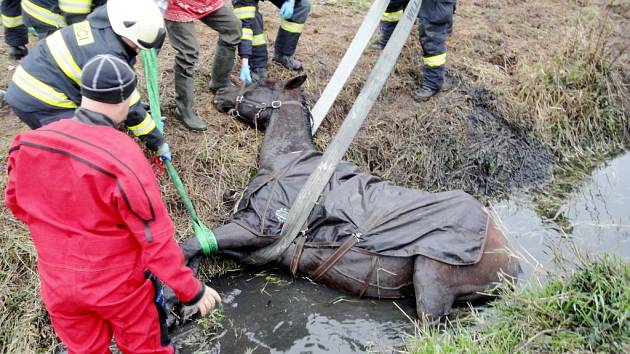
left=412, top=220, right=520, bottom=320
left=413, top=256, right=457, bottom=321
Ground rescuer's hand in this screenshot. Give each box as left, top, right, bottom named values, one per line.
left=195, top=285, right=222, bottom=316
left=279, top=0, right=295, bottom=20
left=240, top=64, right=252, bottom=83
left=158, top=143, right=172, bottom=161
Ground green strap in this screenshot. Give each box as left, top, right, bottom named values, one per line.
left=141, top=49, right=218, bottom=255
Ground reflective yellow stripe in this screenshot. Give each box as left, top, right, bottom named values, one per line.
left=2, top=14, right=23, bottom=28
left=240, top=28, right=253, bottom=41
left=22, top=0, right=66, bottom=28
left=12, top=66, right=77, bottom=109
left=381, top=10, right=403, bottom=22
left=127, top=114, right=156, bottom=137
left=47, top=31, right=82, bottom=85
left=423, top=53, right=446, bottom=67
left=234, top=6, right=255, bottom=19
left=280, top=19, right=304, bottom=33
left=252, top=34, right=266, bottom=46
left=128, top=89, right=141, bottom=107
left=59, top=0, right=92, bottom=14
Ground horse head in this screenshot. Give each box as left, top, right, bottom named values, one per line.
left=213, top=75, right=308, bottom=131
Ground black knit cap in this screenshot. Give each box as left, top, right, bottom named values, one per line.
left=80, top=54, right=137, bottom=104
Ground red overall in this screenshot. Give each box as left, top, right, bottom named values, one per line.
left=165, top=0, right=224, bottom=22
left=5, top=116, right=202, bottom=353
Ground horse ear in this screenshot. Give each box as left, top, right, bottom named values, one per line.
left=284, top=75, right=307, bottom=90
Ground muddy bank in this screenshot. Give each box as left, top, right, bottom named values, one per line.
left=339, top=78, right=554, bottom=198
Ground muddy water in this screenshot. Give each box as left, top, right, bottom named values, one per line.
left=171, top=268, right=417, bottom=353
left=172, top=153, right=630, bottom=353
left=493, top=152, right=630, bottom=280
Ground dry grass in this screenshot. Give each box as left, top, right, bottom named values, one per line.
left=0, top=0, right=628, bottom=351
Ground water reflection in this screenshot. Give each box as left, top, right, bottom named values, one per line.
left=493, top=152, right=630, bottom=280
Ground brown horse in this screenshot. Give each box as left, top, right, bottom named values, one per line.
left=179, top=76, right=520, bottom=321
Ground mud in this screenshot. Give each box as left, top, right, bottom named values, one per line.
left=345, top=79, right=555, bottom=198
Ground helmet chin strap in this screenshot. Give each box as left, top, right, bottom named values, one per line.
left=138, top=28, right=167, bottom=50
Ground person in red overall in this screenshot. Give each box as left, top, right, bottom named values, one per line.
left=5, top=54, right=221, bottom=354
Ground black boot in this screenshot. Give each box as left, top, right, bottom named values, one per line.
left=411, top=86, right=439, bottom=102
left=8, top=46, right=28, bottom=60
left=412, top=75, right=455, bottom=102
left=272, top=52, right=303, bottom=71
left=174, top=71, right=207, bottom=131
left=209, top=45, right=236, bottom=92
left=251, top=67, right=267, bottom=83
left=370, top=42, right=385, bottom=50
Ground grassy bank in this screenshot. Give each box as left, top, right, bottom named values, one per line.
left=404, top=256, right=630, bottom=353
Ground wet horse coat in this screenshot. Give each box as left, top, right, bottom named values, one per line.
left=181, top=76, right=520, bottom=319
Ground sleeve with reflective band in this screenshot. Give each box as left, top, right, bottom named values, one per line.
left=12, top=66, right=78, bottom=109
left=233, top=0, right=258, bottom=59
left=381, top=9, right=403, bottom=22
left=423, top=53, right=446, bottom=67
left=240, top=27, right=253, bottom=41
left=233, top=5, right=255, bottom=19
left=280, top=19, right=304, bottom=33
left=2, top=14, right=23, bottom=28
left=21, top=0, right=66, bottom=28
left=252, top=33, right=266, bottom=46
left=125, top=99, right=163, bottom=151
left=59, top=0, right=92, bottom=14
left=46, top=31, right=83, bottom=84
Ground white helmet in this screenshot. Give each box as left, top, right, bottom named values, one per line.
left=107, top=0, right=166, bottom=50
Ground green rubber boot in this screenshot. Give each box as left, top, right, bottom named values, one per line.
left=174, top=70, right=207, bottom=131
left=210, top=45, right=236, bottom=92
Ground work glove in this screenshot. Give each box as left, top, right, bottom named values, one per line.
left=158, top=143, right=172, bottom=161
left=240, top=64, right=252, bottom=83
left=279, top=0, right=295, bottom=20
left=194, top=285, right=222, bottom=316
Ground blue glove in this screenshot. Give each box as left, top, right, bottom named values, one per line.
left=240, top=64, right=252, bottom=83
left=279, top=0, right=295, bottom=20
left=158, top=143, right=172, bottom=161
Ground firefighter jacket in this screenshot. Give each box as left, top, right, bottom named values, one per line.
left=6, top=5, right=164, bottom=151
left=21, top=0, right=65, bottom=31
left=233, top=0, right=310, bottom=68
left=165, top=0, right=224, bottom=22
left=5, top=108, right=204, bottom=306
left=59, top=0, right=106, bottom=24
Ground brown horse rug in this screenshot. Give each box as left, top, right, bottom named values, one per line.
left=232, top=150, right=489, bottom=266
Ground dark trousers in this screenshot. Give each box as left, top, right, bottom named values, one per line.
left=379, top=0, right=455, bottom=90
left=2, top=0, right=28, bottom=47
left=165, top=5, right=241, bottom=82
left=234, top=0, right=311, bottom=70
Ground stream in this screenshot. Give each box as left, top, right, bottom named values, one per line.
left=171, top=152, right=630, bottom=354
